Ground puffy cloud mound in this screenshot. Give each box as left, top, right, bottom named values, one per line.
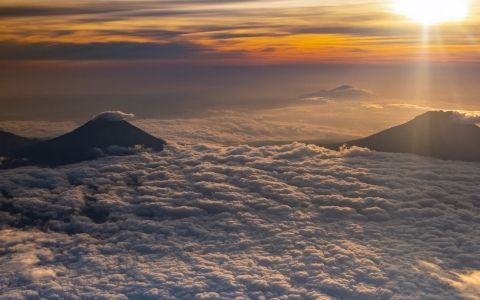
left=0, top=143, right=479, bottom=299
left=450, top=111, right=480, bottom=124
left=92, top=111, right=135, bottom=122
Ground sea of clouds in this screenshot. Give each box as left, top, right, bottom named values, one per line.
left=0, top=101, right=425, bottom=145
left=1, top=143, right=480, bottom=299
left=0, top=112, right=360, bottom=145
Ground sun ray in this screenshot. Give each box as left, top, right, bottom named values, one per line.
left=392, top=0, right=469, bottom=25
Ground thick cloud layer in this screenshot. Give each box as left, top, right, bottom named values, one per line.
left=0, top=112, right=360, bottom=145
left=0, top=101, right=439, bottom=145
left=132, top=115, right=359, bottom=146
left=0, top=143, right=479, bottom=299
left=92, top=111, right=135, bottom=122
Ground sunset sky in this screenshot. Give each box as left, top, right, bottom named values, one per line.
left=1, top=0, right=479, bottom=63
left=1, top=0, right=480, bottom=137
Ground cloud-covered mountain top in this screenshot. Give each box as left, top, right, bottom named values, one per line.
left=3, top=115, right=166, bottom=167
left=325, top=110, right=480, bottom=162
left=299, top=85, right=376, bottom=101
left=450, top=111, right=480, bottom=124
left=1, top=143, right=479, bottom=299
left=92, top=111, right=135, bottom=122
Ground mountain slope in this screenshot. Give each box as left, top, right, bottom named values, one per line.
left=0, top=131, right=40, bottom=157
left=11, top=120, right=166, bottom=166
left=323, top=111, right=480, bottom=162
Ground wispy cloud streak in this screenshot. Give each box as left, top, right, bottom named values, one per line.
left=0, top=0, right=478, bottom=62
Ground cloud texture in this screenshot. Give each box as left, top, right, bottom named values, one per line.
left=0, top=121, right=77, bottom=139
left=92, top=111, right=135, bottom=122
left=0, top=143, right=480, bottom=299
left=132, top=114, right=359, bottom=145
left=450, top=111, right=480, bottom=125
left=0, top=111, right=360, bottom=145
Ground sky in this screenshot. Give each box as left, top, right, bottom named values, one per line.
left=2, top=2, right=480, bottom=298
left=1, top=0, right=480, bottom=63
left=1, top=0, right=480, bottom=141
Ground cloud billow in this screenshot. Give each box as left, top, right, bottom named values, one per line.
left=0, top=143, right=479, bottom=299
left=92, top=111, right=135, bottom=122
left=449, top=111, right=480, bottom=124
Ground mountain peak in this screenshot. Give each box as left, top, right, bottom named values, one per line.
left=324, top=110, right=480, bottom=162
left=413, top=110, right=453, bottom=120
left=331, top=85, right=354, bottom=92
left=300, top=85, right=374, bottom=101
left=6, top=117, right=166, bottom=167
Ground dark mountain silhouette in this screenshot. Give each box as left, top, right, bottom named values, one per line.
left=0, top=131, right=40, bottom=157
left=4, top=120, right=166, bottom=167
left=323, top=111, right=480, bottom=162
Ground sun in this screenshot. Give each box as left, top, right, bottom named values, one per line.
left=392, top=0, right=469, bottom=25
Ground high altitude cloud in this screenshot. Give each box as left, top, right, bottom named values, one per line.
left=0, top=0, right=478, bottom=62
left=0, top=143, right=479, bottom=299
left=92, top=111, right=135, bottom=122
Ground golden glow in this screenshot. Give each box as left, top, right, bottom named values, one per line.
left=0, top=0, right=479, bottom=63
left=392, top=0, right=469, bottom=25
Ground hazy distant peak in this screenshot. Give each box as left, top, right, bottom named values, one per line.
left=92, top=111, right=135, bottom=122
left=300, top=85, right=375, bottom=101
left=412, top=110, right=453, bottom=121
left=330, top=85, right=354, bottom=92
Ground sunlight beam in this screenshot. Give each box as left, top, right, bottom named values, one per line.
left=392, top=0, right=469, bottom=25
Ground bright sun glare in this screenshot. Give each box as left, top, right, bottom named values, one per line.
left=392, top=0, right=469, bottom=25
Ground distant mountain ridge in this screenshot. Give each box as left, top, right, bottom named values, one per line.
left=299, top=85, right=374, bottom=101
left=323, top=111, right=480, bottom=162
left=1, top=118, right=166, bottom=168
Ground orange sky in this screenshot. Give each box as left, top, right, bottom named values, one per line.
left=0, top=0, right=479, bottom=63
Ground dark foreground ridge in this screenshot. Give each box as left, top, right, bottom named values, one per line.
left=0, top=131, right=40, bottom=157
left=323, top=111, right=480, bottom=162
left=1, top=119, right=166, bottom=168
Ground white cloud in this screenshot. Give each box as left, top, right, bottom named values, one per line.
left=0, top=143, right=480, bottom=298
left=6, top=104, right=480, bottom=147
left=132, top=113, right=359, bottom=146
left=450, top=111, right=480, bottom=124
left=418, top=260, right=480, bottom=300
left=92, top=111, right=135, bottom=122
